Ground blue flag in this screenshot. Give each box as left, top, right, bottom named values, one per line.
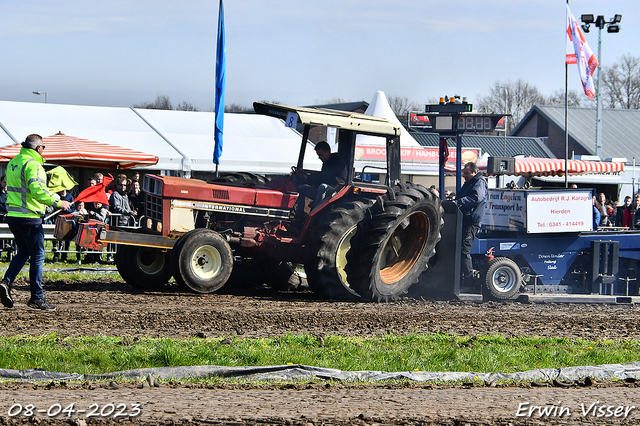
left=214, top=0, right=226, bottom=164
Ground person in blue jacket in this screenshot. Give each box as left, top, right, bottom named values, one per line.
left=455, top=162, right=488, bottom=289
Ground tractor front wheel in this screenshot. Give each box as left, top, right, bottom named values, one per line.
left=171, top=229, right=233, bottom=294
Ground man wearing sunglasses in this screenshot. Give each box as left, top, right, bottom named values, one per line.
left=0, top=134, right=71, bottom=312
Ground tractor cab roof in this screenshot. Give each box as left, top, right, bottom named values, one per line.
left=253, top=102, right=401, bottom=137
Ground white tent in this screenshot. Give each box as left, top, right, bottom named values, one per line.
left=0, top=100, right=320, bottom=175
left=134, top=109, right=321, bottom=174
left=0, top=101, right=183, bottom=171
left=357, top=91, right=421, bottom=147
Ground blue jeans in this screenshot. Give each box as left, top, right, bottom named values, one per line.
left=294, top=183, right=333, bottom=218
left=4, top=223, right=45, bottom=300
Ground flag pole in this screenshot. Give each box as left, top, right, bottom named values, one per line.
left=214, top=0, right=226, bottom=178
left=564, top=0, right=569, bottom=188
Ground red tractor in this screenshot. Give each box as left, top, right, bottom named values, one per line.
left=58, top=103, right=443, bottom=301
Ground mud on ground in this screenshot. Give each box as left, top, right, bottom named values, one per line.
left=0, top=277, right=639, bottom=425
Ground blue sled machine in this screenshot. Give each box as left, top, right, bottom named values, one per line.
left=449, top=188, right=639, bottom=304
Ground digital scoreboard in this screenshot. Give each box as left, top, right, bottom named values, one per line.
left=414, top=99, right=509, bottom=135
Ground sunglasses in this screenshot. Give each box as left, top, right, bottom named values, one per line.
left=37, top=145, right=45, bottom=150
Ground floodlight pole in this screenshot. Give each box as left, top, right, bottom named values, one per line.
left=581, top=14, right=622, bottom=159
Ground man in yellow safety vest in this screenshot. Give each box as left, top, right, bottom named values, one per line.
left=0, top=134, right=71, bottom=311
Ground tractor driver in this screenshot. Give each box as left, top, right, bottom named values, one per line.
left=292, top=141, right=347, bottom=220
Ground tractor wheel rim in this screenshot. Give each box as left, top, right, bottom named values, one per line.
left=191, top=245, right=222, bottom=279
left=379, top=211, right=428, bottom=284
left=491, top=266, right=518, bottom=293
left=138, top=249, right=165, bottom=275
left=336, top=225, right=360, bottom=297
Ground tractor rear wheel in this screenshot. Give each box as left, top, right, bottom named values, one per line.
left=346, top=183, right=443, bottom=302
left=210, top=172, right=269, bottom=186
left=171, top=229, right=233, bottom=294
left=115, top=245, right=172, bottom=289
left=482, top=257, right=521, bottom=300
left=304, top=199, right=373, bottom=299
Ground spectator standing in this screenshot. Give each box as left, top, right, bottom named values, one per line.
left=596, top=193, right=610, bottom=227
left=94, top=173, right=111, bottom=201
left=129, top=180, right=145, bottom=216
left=109, top=177, right=137, bottom=227
left=593, top=197, right=601, bottom=230
left=616, top=196, right=633, bottom=227
left=455, top=162, right=488, bottom=289
left=0, top=134, right=71, bottom=311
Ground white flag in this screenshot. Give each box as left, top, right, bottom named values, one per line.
left=566, top=4, right=598, bottom=98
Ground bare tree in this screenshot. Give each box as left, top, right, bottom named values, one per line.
left=225, top=103, right=253, bottom=112
left=476, top=79, right=545, bottom=134
left=602, top=53, right=640, bottom=109
left=134, top=95, right=173, bottom=110
left=545, top=89, right=583, bottom=107
left=176, top=101, right=199, bottom=111
left=387, top=95, right=422, bottom=117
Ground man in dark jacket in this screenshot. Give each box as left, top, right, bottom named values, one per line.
left=292, top=141, right=347, bottom=219
left=109, top=177, right=137, bottom=227
left=455, top=162, right=488, bottom=288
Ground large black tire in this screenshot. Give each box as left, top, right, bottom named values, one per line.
left=210, top=172, right=269, bottom=186
left=304, top=199, right=374, bottom=299
left=482, top=257, right=521, bottom=300
left=115, top=245, right=172, bottom=289
left=346, top=183, right=443, bottom=302
left=171, top=229, right=233, bottom=294
left=115, top=245, right=136, bottom=285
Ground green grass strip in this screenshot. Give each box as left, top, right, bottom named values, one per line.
left=0, top=333, right=639, bottom=376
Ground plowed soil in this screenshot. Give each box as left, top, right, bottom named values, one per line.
left=1, top=276, right=639, bottom=425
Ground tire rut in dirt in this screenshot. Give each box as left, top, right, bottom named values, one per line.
left=304, top=199, right=373, bottom=300
left=346, top=183, right=443, bottom=302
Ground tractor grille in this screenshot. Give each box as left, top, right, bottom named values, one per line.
left=212, top=189, right=230, bottom=200
left=145, top=194, right=163, bottom=221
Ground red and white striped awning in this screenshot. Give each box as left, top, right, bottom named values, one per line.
left=445, top=157, right=624, bottom=177
left=0, top=132, right=158, bottom=169
left=514, top=157, right=624, bottom=176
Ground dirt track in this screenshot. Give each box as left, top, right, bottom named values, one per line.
left=1, top=276, right=640, bottom=425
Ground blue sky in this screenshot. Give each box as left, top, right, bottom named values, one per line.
left=1, top=0, right=638, bottom=111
